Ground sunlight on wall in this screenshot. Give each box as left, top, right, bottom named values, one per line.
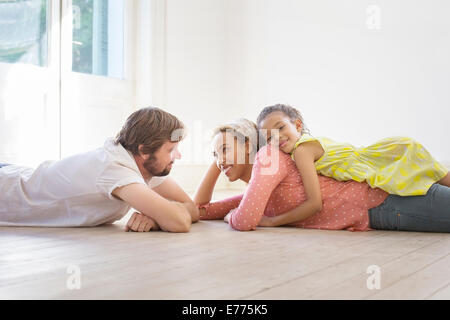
left=1, top=63, right=58, bottom=167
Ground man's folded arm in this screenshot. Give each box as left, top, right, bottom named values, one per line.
left=112, top=182, right=192, bottom=233
left=151, top=177, right=200, bottom=223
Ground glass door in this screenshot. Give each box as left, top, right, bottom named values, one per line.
left=0, top=0, right=60, bottom=167
left=0, top=0, right=137, bottom=166
left=60, top=0, right=136, bottom=157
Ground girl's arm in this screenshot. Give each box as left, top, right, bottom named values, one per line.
left=263, top=142, right=323, bottom=227
left=259, top=199, right=319, bottom=227
left=228, top=146, right=287, bottom=231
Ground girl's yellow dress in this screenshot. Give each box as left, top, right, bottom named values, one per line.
left=290, top=135, right=448, bottom=196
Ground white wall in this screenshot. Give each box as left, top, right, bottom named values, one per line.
left=230, top=0, right=450, bottom=161
left=158, top=0, right=251, bottom=191
left=2, top=0, right=448, bottom=193
left=156, top=0, right=450, bottom=192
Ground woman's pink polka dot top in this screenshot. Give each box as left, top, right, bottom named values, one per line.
left=199, top=145, right=388, bottom=232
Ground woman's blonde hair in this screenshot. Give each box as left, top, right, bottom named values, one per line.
left=212, top=118, right=265, bottom=158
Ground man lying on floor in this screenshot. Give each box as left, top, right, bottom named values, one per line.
left=0, top=107, right=199, bottom=232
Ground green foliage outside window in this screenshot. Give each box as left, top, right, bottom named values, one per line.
left=0, top=0, right=48, bottom=66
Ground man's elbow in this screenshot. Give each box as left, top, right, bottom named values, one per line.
left=169, top=219, right=191, bottom=233
left=184, top=201, right=200, bottom=223
left=164, top=206, right=192, bottom=233
left=174, top=224, right=191, bottom=233
left=191, top=205, right=200, bottom=223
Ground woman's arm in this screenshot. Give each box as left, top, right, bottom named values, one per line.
left=193, top=161, right=243, bottom=220
left=193, top=162, right=221, bottom=205
left=199, top=194, right=243, bottom=220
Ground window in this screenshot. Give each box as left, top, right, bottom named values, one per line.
left=0, top=0, right=134, bottom=165
left=0, top=0, right=48, bottom=66
left=72, top=0, right=124, bottom=78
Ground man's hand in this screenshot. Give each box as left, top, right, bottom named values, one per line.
left=125, top=212, right=160, bottom=232
left=113, top=183, right=191, bottom=233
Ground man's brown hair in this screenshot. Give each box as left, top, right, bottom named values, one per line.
left=115, top=107, right=186, bottom=155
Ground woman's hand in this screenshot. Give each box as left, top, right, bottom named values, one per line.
left=125, top=212, right=160, bottom=232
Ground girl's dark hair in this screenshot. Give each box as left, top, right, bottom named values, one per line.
left=256, top=104, right=310, bottom=135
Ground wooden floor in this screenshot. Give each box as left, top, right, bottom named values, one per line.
left=1, top=190, right=450, bottom=300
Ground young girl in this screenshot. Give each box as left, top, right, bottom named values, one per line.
left=256, top=104, right=450, bottom=201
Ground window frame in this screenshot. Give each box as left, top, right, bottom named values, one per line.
left=0, top=0, right=138, bottom=164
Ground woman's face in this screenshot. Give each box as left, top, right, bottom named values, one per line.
left=212, top=131, right=251, bottom=182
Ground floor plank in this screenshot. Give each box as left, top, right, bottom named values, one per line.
left=1, top=193, right=449, bottom=299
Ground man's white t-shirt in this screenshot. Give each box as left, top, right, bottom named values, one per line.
left=0, top=138, right=167, bottom=227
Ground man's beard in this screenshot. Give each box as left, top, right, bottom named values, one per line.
left=143, top=155, right=173, bottom=177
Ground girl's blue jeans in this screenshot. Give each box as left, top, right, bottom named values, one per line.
left=369, top=183, right=450, bottom=233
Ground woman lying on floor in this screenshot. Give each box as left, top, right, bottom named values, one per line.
left=193, top=119, right=450, bottom=233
